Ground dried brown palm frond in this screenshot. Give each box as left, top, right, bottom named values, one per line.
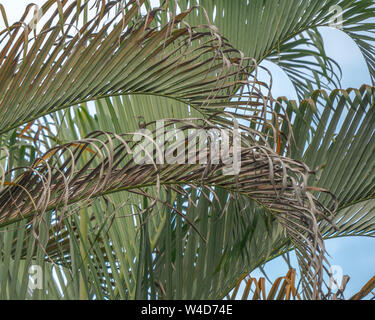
left=230, top=269, right=301, bottom=300
left=0, top=0, right=302, bottom=300
left=0, top=0, right=373, bottom=302
left=230, top=269, right=375, bottom=300
left=0, top=117, right=337, bottom=299
left=349, top=276, right=375, bottom=300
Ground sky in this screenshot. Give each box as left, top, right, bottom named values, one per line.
left=0, top=0, right=374, bottom=299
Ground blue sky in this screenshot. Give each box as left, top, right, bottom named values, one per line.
left=1, top=0, right=374, bottom=299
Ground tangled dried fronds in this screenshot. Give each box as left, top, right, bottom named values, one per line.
left=230, top=269, right=301, bottom=300
left=0, top=118, right=337, bottom=298
left=231, top=269, right=375, bottom=300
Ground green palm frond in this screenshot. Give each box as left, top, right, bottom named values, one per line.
left=175, top=0, right=375, bottom=94
left=275, top=85, right=375, bottom=238
left=267, top=27, right=342, bottom=99
left=0, top=0, right=262, bottom=134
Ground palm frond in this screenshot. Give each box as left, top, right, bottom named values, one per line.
left=230, top=269, right=301, bottom=300
left=230, top=268, right=375, bottom=300
left=0, top=114, right=339, bottom=299
left=0, top=0, right=264, bottom=134
left=350, top=276, right=375, bottom=300
left=1, top=0, right=373, bottom=301
left=275, top=85, right=375, bottom=238
left=175, top=0, right=375, bottom=94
